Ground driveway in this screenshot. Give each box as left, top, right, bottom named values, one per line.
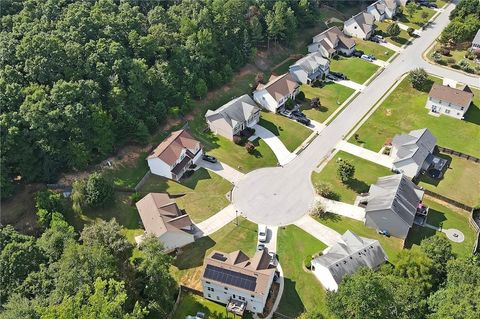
left=197, top=159, right=244, bottom=184
left=379, top=41, right=402, bottom=52
left=263, top=226, right=278, bottom=253
left=336, top=140, right=394, bottom=169
left=316, top=196, right=366, bottom=221
left=294, top=215, right=342, bottom=246
left=308, top=119, right=326, bottom=133
left=253, top=124, right=296, bottom=166
left=194, top=204, right=237, bottom=237
left=333, top=79, right=366, bottom=91
left=371, top=59, right=389, bottom=68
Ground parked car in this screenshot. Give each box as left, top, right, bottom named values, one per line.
left=257, top=243, right=265, bottom=251
left=202, top=154, right=217, bottom=163
left=296, top=117, right=311, bottom=126
left=378, top=229, right=390, bottom=237
left=196, top=312, right=205, bottom=319
left=370, top=36, right=380, bottom=43
left=268, top=251, right=277, bottom=267
left=326, top=73, right=338, bottom=81
left=361, top=54, right=374, bottom=62
left=258, top=224, right=268, bottom=242
left=353, top=50, right=364, bottom=57
left=372, top=35, right=385, bottom=43
left=366, top=54, right=376, bottom=60
left=291, top=110, right=306, bottom=118
left=330, top=71, right=347, bottom=80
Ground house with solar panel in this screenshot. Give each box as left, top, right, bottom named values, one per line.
left=201, top=250, right=276, bottom=315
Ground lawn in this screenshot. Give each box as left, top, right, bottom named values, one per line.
left=139, top=168, right=232, bottom=223
left=329, top=56, right=380, bottom=84
left=405, top=198, right=476, bottom=257
left=300, top=83, right=355, bottom=123
left=277, top=225, right=331, bottom=318
left=349, top=76, right=480, bottom=158
left=354, top=38, right=395, bottom=61
left=171, top=218, right=257, bottom=291
left=315, top=214, right=404, bottom=262
left=376, top=21, right=411, bottom=47
left=418, top=153, right=480, bottom=207
left=259, top=111, right=313, bottom=152
left=398, top=7, right=436, bottom=30
left=103, top=153, right=149, bottom=189
left=311, top=151, right=392, bottom=204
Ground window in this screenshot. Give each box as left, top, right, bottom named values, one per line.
left=461, top=107, right=464, bottom=110
left=207, top=287, right=215, bottom=292
left=251, top=295, right=254, bottom=298
left=206, top=281, right=211, bottom=284
left=217, top=296, right=220, bottom=300
left=208, top=294, right=211, bottom=298
left=224, top=287, right=228, bottom=290
left=445, top=109, right=450, bottom=114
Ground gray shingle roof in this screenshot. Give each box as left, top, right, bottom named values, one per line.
left=392, top=128, right=436, bottom=170
left=348, top=11, right=376, bottom=35
left=205, top=94, right=260, bottom=128
left=290, top=52, right=329, bottom=74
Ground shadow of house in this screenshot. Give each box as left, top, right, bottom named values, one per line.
left=279, top=278, right=306, bottom=318
left=464, top=102, right=480, bottom=126
left=173, top=236, right=217, bottom=271
left=404, top=224, right=437, bottom=249
left=424, top=207, right=448, bottom=228
left=258, top=118, right=282, bottom=136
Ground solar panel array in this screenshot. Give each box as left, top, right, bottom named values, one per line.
left=204, top=264, right=257, bottom=291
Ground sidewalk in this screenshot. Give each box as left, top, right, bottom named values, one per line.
left=194, top=204, right=237, bottom=237
left=379, top=41, right=402, bottom=53
left=316, top=196, right=366, bottom=221
left=336, top=140, right=394, bottom=169
left=197, top=159, right=244, bottom=184
left=371, top=59, right=388, bottom=68
left=253, top=124, right=296, bottom=166
left=294, top=215, right=342, bottom=246
left=334, top=79, right=366, bottom=91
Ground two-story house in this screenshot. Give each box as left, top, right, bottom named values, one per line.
left=308, top=26, right=356, bottom=58
left=147, top=129, right=203, bottom=181
left=289, top=51, right=330, bottom=85
left=426, top=84, right=474, bottom=119
left=205, top=94, right=261, bottom=141
left=253, top=73, right=300, bottom=112
left=367, top=1, right=386, bottom=22
left=343, top=12, right=376, bottom=40
left=201, top=250, right=276, bottom=314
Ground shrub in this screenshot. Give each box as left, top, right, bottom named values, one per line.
left=296, top=91, right=305, bottom=101
left=441, top=48, right=450, bottom=56
left=285, top=97, right=295, bottom=110
left=451, top=64, right=462, bottom=70
left=431, top=52, right=442, bottom=62
left=409, top=68, right=428, bottom=90
left=407, top=27, right=415, bottom=36
left=245, top=141, right=255, bottom=153
left=233, top=135, right=244, bottom=145
left=437, top=59, right=447, bottom=65
left=386, top=23, right=400, bottom=38
left=314, top=182, right=337, bottom=200
left=447, top=57, right=456, bottom=64
left=310, top=97, right=320, bottom=109
left=304, top=255, right=312, bottom=269
left=309, top=202, right=327, bottom=218
left=421, top=11, right=429, bottom=20
left=336, top=158, right=355, bottom=183
left=130, top=192, right=141, bottom=204
left=465, top=48, right=475, bottom=60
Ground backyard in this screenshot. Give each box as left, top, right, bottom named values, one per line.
left=277, top=225, right=330, bottom=318
left=376, top=21, right=411, bottom=46
left=354, top=38, right=395, bottom=61
left=259, top=111, right=313, bottom=152
left=139, top=168, right=232, bottom=223
left=398, top=6, right=436, bottom=30
left=311, top=151, right=392, bottom=204
left=349, top=76, right=480, bottom=158
left=329, top=56, right=380, bottom=84
left=300, top=83, right=355, bottom=123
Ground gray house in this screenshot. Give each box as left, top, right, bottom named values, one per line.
left=289, top=52, right=330, bottom=84
left=205, top=94, right=260, bottom=141
left=390, top=128, right=437, bottom=179
left=311, top=231, right=388, bottom=291
left=308, top=26, right=356, bottom=58
left=364, top=174, right=427, bottom=239
left=471, top=29, right=480, bottom=50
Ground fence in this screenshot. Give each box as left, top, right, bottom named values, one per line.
left=469, top=208, right=480, bottom=254
left=437, top=146, right=480, bottom=163
left=134, top=170, right=151, bottom=191
left=423, top=190, right=473, bottom=211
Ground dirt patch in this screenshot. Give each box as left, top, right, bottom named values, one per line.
left=385, top=108, right=392, bottom=116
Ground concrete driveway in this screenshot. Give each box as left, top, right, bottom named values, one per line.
left=336, top=140, right=394, bottom=169
left=334, top=79, right=366, bottom=91
left=316, top=196, right=366, bottom=221
left=253, top=124, right=296, bottom=166
left=197, top=159, right=244, bottom=184
left=294, top=215, right=342, bottom=246
left=194, top=204, right=237, bottom=237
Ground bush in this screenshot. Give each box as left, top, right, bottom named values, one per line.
left=233, top=135, right=244, bottom=145
left=309, top=202, right=327, bottom=218
left=245, top=141, right=255, bottom=153
left=465, top=48, right=475, bottom=60
left=296, top=91, right=305, bottom=101
left=82, top=173, right=114, bottom=208
left=314, top=182, right=337, bottom=200
left=409, top=68, right=428, bottom=90
left=310, top=97, right=320, bottom=109
left=285, top=97, right=295, bottom=110
left=407, top=27, right=415, bottom=36
left=447, top=57, right=456, bottom=64
left=437, top=59, right=447, bottom=65
left=130, top=192, right=141, bottom=204
left=451, top=64, right=462, bottom=69
left=431, top=52, right=442, bottom=62
left=441, top=48, right=450, bottom=56
left=304, top=255, right=312, bottom=269
left=336, top=158, right=355, bottom=183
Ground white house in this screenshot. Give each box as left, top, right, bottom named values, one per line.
left=367, top=1, right=386, bottom=21
left=205, top=94, right=260, bottom=141
left=308, top=26, right=356, bottom=58
left=343, top=12, right=376, bottom=40
left=289, top=51, right=330, bottom=84
left=253, top=73, right=300, bottom=112
left=201, top=250, right=276, bottom=314
left=472, top=29, right=480, bottom=50
left=426, top=83, right=474, bottom=119
left=383, top=0, right=398, bottom=19
left=147, top=129, right=203, bottom=181
left=312, top=231, right=387, bottom=291
left=135, top=193, right=195, bottom=251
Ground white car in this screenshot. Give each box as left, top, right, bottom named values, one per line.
left=361, top=54, right=373, bottom=62
left=258, top=224, right=268, bottom=242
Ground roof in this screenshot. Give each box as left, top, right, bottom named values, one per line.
left=312, top=26, right=356, bottom=50
left=383, top=0, right=397, bottom=10
left=290, top=52, right=329, bottom=74
left=365, top=174, right=424, bottom=227
left=205, top=94, right=260, bottom=129
left=256, top=73, right=299, bottom=103
left=347, top=11, right=375, bottom=35
left=202, top=250, right=275, bottom=295
left=473, top=29, right=480, bottom=44
left=369, top=1, right=386, bottom=14
left=428, top=83, right=474, bottom=108
left=147, top=129, right=200, bottom=165
left=312, top=231, right=387, bottom=285
left=392, top=128, right=436, bottom=171
left=136, top=193, right=192, bottom=237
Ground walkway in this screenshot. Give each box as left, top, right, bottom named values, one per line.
left=379, top=41, right=402, bottom=52
left=253, top=124, right=296, bottom=166
left=336, top=140, right=394, bottom=168
left=294, top=215, right=342, bottom=246
left=197, top=159, right=244, bottom=184
left=316, top=196, right=366, bottom=221
left=333, top=79, right=366, bottom=91
left=194, top=204, right=237, bottom=237
left=371, top=59, right=389, bottom=68
left=308, top=119, right=326, bottom=133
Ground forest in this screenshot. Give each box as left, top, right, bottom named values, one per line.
left=0, top=0, right=320, bottom=198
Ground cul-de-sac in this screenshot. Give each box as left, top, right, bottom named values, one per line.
left=1, top=0, right=479, bottom=318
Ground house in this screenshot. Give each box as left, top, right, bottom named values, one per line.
left=343, top=12, right=376, bottom=40
left=253, top=73, right=300, bottom=112
left=311, top=231, right=388, bottom=291
left=147, top=129, right=203, bottom=181
left=472, top=29, right=480, bottom=49
left=135, top=193, right=195, bottom=250
left=364, top=174, right=428, bottom=239
left=390, top=128, right=437, bottom=179
left=383, top=0, right=398, bottom=19
left=367, top=1, right=386, bottom=21
left=426, top=83, right=474, bottom=119
left=308, top=26, right=356, bottom=58
left=205, top=94, right=260, bottom=141
left=201, top=250, right=276, bottom=314
left=289, top=51, right=330, bottom=84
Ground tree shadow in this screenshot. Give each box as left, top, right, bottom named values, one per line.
left=417, top=78, right=435, bottom=93
left=173, top=236, right=216, bottom=270
left=345, top=178, right=370, bottom=195
left=280, top=278, right=306, bottom=318
left=404, top=224, right=437, bottom=249
left=258, top=118, right=281, bottom=136
left=317, top=212, right=341, bottom=222
left=463, top=102, right=480, bottom=126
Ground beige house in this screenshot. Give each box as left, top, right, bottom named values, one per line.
left=253, top=73, right=300, bottom=112
left=308, top=26, right=356, bottom=58
left=135, top=193, right=194, bottom=250
left=343, top=12, right=376, bottom=40
left=205, top=94, right=260, bottom=141
left=426, top=84, right=474, bottom=119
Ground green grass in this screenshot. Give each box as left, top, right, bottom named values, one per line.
left=405, top=199, right=476, bottom=257
left=354, top=38, right=395, bottom=61
left=398, top=7, right=436, bottom=30
left=376, top=21, right=411, bottom=46
left=103, top=153, right=149, bottom=189
left=329, top=56, right=379, bottom=84
left=350, top=76, right=480, bottom=158
left=434, top=0, right=447, bottom=7
left=259, top=111, right=313, bottom=152
left=271, top=57, right=299, bottom=75
left=300, top=83, right=355, bottom=123
left=314, top=214, right=404, bottom=262
left=418, top=153, right=480, bottom=207
left=139, top=168, right=232, bottom=223
left=312, top=151, right=392, bottom=204
left=171, top=218, right=257, bottom=291
left=277, top=225, right=331, bottom=318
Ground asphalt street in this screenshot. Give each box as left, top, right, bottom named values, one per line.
left=233, top=1, right=479, bottom=226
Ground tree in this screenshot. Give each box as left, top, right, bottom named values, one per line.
left=80, top=173, right=114, bottom=208
left=245, top=141, right=256, bottom=153
left=37, top=215, right=76, bottom=262
left=394, top=249, right=434, bottom=292
left=309, top=202, right=326, bottom=218
left=421, top=11, right=429, bottom=20
left=314, top=182, right=337, bottom=200
left=336, top=158, right=355, bottom=183
left=194, top=79, right=208, bottom=99
left=0, top=293, right=40, bottom=319
left=35, top=189, right=64, bottom=227
left=406, top=2, right=417, bottom=17
left=409, top=68, right=428, bottom=90
left=420, top=234, right=453, bottom=287
left=386, top=23, right=401, bottom=38
left=298, top=310, right=325, bottom=319
left=310, top=97, right=321, bottom=109
left=285, top=97, right=294, bottom=110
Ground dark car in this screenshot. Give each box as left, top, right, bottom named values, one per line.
left=296, top=117, right=311, bottom=126
left=331, top=71, right=347, bottom=80
left=291, top=110, right=306, bottom=118
left=202, top=154, right=217, bottom=163
left=353, top=50, right=364, bottom=57
left=326, top=73, right=338, bottom=81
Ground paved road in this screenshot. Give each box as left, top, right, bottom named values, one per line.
left=233, top=1, right=479, bottom=226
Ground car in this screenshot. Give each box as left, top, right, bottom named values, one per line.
left=326, top=73, right=338, bottom=81
left=202, top=154, right=217, bottom=163
left=268, top=251, right=277, bottom=267
left=378, top=229, right=390, bottom=237
left=296, top=117, right=311, bottom=126
left=370, top=37, right=380, bottom=43
left=361, top=54, right=373, bottom=62
left=352, top=50, right=364, bottom=57
left=366, top=54, right=376, bottom=60
left=291, top=110, right=306, bottom=118
left=258, top=224, right=267, bottom=242
left=257, top=243, right=265, bottom=251
left=196, top=312, right=205, bottom=319
left=372, top=35, right=385, bottom=43
left=330, top=71, right=347, bottom=80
